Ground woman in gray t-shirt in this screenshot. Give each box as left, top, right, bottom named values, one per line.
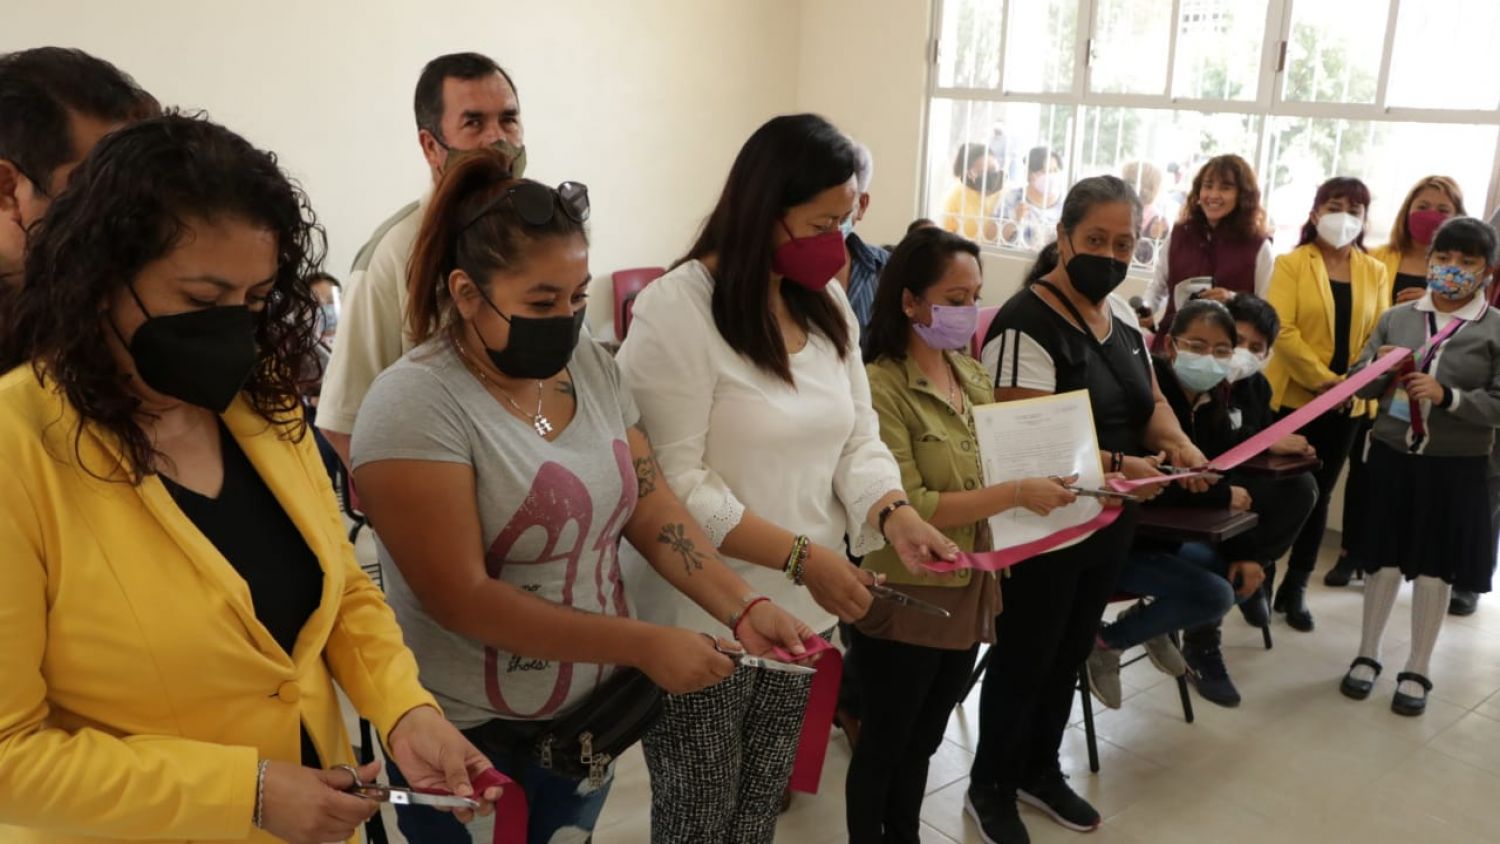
left=350, top=149, right=815, bottom=844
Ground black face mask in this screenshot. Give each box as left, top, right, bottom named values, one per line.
left=476, top=294, right=585, bottom=380
left=1064, top=237, right=1129, bottom=304
left=114, top=285, right=259, bottom=413
left=965, top=167, right=1002, bottom=195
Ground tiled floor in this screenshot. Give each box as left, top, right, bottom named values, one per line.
left=365, top=539, right=1500, bottom=843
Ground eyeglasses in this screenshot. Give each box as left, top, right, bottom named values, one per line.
left=461, top=181, right=590, bottom=231
left=1175, top=338, right=1235, bottom=361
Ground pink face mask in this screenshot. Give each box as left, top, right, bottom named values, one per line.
left=1408, top=209, right=1448, bottom=246
left=772, top=219, right=846, bottom=290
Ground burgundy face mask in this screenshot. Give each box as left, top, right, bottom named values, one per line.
left=772, top=219, right=845, bottom=290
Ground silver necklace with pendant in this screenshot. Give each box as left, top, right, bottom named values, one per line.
left=456, top=339, right=553, bottom=437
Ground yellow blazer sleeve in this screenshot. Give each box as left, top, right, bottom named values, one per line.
left=0, top=462, right=259, bottom=841
left=305, top=430, right=438, bottom=744
left=1266, top=253, right=1337, bottom=390
left=867, top=365, right=940, bottom=522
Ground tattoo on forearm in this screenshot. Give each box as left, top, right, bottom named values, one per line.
left=634, top=453, right=661, bottom=498
left=658, top=522, right=711, bottom=576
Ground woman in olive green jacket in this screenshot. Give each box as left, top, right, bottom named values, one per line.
left=845, top=227, right=1075, bottom=844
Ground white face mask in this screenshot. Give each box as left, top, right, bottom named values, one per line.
left=1316, top=211, right=1363, bottom=249
left=1226, top=347, right=1267, bottom=383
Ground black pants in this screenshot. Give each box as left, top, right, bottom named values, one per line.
left=970, top=507, right=1136, bottom=790
left=1280, top=407, right=1359, bottom=574
left=1340, top=418, right=1374, bottom=565
left=845, top=629, right=977, bottom=844
left=1220, top=472, right=1319, bottom=567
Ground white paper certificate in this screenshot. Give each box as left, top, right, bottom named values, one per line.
left=972, top=389, right=1105, bottom=552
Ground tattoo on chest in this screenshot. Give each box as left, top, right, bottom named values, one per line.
left=658, top=522, right=710, bottom=576
left=557, top=378, right=576, bottom=396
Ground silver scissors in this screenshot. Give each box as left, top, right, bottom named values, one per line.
left=336, top=764, right=480, bottom=810
left=1066, top=485, right=1136, bottom=501
left=704, top=634, right=817, bottom=674
left=869, top=583, right=951, bottom=618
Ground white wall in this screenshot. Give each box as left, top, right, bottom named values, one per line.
left=3, top=0, right=800, bottom=280
left=795, top=0, right=932, bottom=249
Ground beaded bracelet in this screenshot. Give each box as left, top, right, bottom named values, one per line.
left=252, top=759, right=270, bottom=829
left=877, top=499, right=911, bottom=537
left=784, top=535, right=811, bottom=585
left=730, top=595, right=772, bottom=637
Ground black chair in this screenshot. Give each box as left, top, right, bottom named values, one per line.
left=958, top=507, right=1259, bottom=773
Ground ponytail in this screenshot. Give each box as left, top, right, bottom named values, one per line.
left=405, top=148, right=586, bottom=346
left=1024, top=243, right=1060, bottom=287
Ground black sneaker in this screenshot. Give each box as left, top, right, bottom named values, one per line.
left=1184, top=645, right=1241, bottom=707
left=1017, top=771, right=1100, bottom=832
left=965, top=782, right=1030, bottom=844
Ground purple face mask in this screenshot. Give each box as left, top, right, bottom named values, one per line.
left=913, top=303, right=980, bottom=350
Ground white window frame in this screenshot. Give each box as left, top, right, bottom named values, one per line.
left=921, top=0, right=1500, bottom=258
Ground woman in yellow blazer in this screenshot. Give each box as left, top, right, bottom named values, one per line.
left=1370, top=176, right=1467, bottom=306
left=0, top=115, right=500, bottom=844
left=1263, top=176, right=1389, bottom=632
left=940, top=143, right=1003, bottom=244
left=1327, top=176, right=1466, bottom=588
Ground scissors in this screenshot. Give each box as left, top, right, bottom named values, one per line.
left=869, top=583, right=951, bottom=618
left=1066, top=485, right=1136, bottom=501
left=336, top=764, right=480, bottom=811
left=1159, top=464, right=1224, bottom=482
left=704, top=634, right=817, bottom=674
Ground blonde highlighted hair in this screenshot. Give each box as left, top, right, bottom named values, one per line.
left=1388, top=175, right=1466, bottom=254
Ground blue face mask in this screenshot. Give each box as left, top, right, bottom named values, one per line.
left=319, top=302, right=339, bottom=336
left=1172, top=350, right=1230, bottom=392
left=840, top=214, right=856, bottom=238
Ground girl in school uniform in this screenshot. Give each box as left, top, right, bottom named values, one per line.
left=1341, top=216, right=1500, bottom=716
left=1329, top=177, right=1468, bottom=588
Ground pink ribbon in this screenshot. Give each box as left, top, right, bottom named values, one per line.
left=921, top=507, right=1123, bottom=573
left=771, top=636, right=842, bottom=794
left=923, top=347, right=1416, bottom=573
left=1108, top=346, right=1417, bottom=493
left=470, top=768, right=528, bottom=844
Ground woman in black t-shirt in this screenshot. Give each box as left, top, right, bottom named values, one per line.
left=970, top=176, right=1210, bottom=843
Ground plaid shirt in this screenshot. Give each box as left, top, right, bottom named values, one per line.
left=845, top=231, right=890, bottom=333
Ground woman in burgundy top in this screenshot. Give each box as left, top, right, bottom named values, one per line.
left=1145, top=155, right=1274, bottom=335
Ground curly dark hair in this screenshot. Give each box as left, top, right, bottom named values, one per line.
left=0, top=111, right=325, bottom=483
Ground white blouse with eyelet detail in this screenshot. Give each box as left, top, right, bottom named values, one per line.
left=615, top=260, right=902, bottom=636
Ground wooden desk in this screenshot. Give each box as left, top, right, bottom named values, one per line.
left=1237, top=453, right=1322, bottom=478
left=1137, top=506, right=1259, bottom=544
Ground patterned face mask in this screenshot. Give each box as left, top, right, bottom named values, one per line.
left=1427, top=263, right=1486, bottom=301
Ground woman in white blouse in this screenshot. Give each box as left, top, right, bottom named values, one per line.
left=616, top=114, right=954, bottom=843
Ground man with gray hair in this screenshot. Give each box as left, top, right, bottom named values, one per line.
left=837, top=137, right=890, bottom=333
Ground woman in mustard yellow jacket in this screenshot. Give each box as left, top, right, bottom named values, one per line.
left=1263, top=176, right=1389, bottom=632
left=0, top=115, right=500, bottom=844
left=1328, top=176, right=1467, bottom=588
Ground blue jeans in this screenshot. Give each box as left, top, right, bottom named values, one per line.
left=385, top=729, right=613, bottom=844
left=1100, top=544, right=1241, bottom=650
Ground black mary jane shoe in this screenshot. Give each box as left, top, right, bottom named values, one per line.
left=1339, top=657, right=1382, bottom=700
left=1392, top=672, right=1433, bottom=717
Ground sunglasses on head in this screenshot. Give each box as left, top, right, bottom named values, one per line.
left=461, top=180, right=590, bottom=231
